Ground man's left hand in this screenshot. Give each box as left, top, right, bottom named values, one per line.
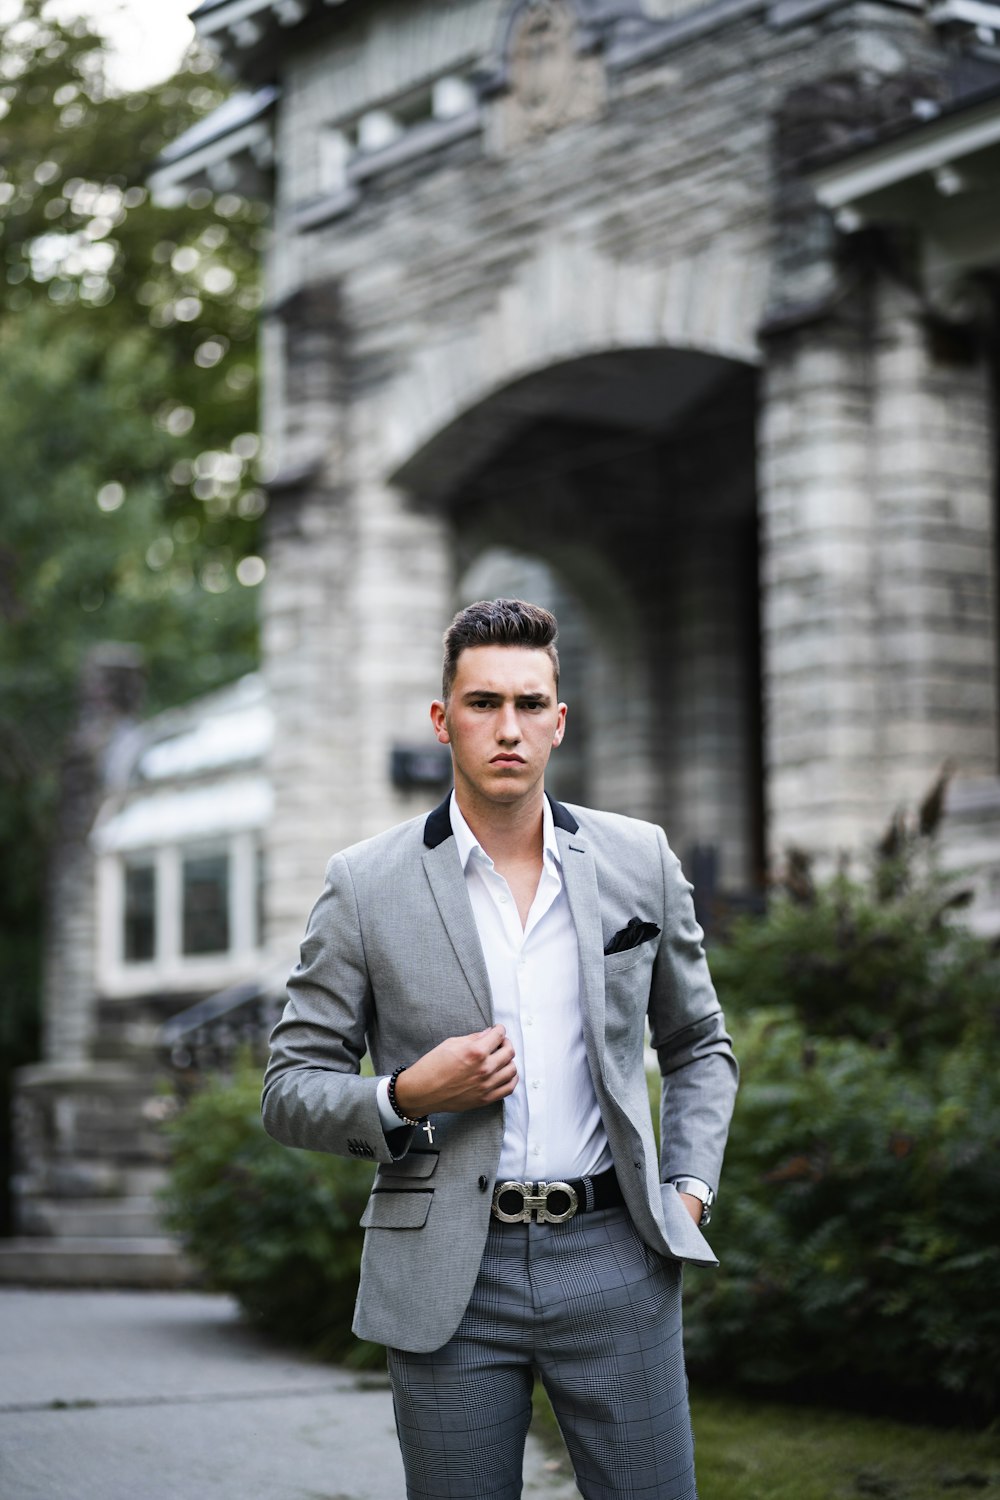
left=678, top=1192, right=703, bottom=1226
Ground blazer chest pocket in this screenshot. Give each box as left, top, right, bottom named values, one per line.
left=603, top=943, right=653, bottom=977
left=360, top=1189, right=433, bottom=1230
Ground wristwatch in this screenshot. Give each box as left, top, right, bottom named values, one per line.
left=670, top=1177, right=715, bottom=1227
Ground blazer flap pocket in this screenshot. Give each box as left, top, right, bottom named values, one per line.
left=361, top=1189, right=433, bottom=1230
left=377, top=1150, right=439, bottom=1181
left=658, top=1182, right=718, bottom=1267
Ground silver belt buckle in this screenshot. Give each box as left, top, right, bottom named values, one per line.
left=491, top=1179, right=579, bottom=1224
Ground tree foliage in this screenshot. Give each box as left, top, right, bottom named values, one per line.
left=0, top=0, right=266, bottom=1182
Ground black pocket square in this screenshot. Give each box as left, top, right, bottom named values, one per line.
left=604, top=917, right=661, bottom=955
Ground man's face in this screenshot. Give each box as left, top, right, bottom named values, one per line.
left=430, top=645, right=566, bottom=810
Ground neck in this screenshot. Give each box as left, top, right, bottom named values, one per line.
left=454, top=785, right=546, bottom=865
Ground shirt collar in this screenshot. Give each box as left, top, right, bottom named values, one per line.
left=449, top=791, right=562, bottom=873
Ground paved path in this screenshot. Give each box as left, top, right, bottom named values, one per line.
left=0, top=1289, right=578, bottom=1500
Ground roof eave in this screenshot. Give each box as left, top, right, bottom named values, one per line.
left=190, top=0, right=347, bottom=81
left=809, top=85, right=1000, bottom=211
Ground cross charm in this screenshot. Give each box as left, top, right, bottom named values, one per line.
left=422, top=1117, right=435, bottom=1146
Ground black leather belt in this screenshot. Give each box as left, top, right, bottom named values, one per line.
left=491, top=1166, right=624, bottom=1224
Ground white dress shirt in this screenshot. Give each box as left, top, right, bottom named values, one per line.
left=378, top=792, right=612, bottom=1181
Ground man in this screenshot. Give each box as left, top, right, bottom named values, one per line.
left=262, top=598, right=738, bottom=1500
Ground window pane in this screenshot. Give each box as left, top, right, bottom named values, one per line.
left=182, top=851, right=230, bottom=956
left=123, top=860, right=156, bottom=963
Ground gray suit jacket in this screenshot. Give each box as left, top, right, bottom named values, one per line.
left=262, top=793, right=738, bottom=1353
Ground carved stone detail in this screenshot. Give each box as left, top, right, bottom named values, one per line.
left=489, top=0, right=605, bottom=154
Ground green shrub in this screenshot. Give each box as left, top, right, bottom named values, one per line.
left=687, top=835, right=1000, bottom=1422
left=708, top=853, right=997, bottom=1062
left=162, top=1065, right=380, bottom=1365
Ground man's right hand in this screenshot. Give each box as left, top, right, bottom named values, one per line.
left=393, top=1025, right=518, bottom=1116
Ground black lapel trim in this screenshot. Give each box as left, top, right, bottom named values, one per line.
left=423, top=793, right=454, bottom=848
left=548, top=794, right=579, bottom=834
left=423, top=791, right=579, bottom=847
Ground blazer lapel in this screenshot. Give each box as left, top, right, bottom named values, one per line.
left=422, top=837, right=494, bottom=1029
left=555, top=818, right=607, bottom=1053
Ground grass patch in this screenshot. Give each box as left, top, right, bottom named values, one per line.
left=530, top=1387, right=1000, bottom=1498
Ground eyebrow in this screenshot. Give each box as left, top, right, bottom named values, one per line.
left=462, top=689, right=551, bottom=705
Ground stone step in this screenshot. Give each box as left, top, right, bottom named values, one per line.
left=121, top=1165, right=172, bottom=1197
left=0, top=1237, right=198, bottom=1289
left=17, top=1197, right=165, bottom=1239
left=20, top=1160, right=171, bottom=1200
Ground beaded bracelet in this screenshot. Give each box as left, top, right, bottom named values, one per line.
left=387, top=1064, right=424, bottom=1127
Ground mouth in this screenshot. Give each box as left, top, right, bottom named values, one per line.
left=490, top=754, right=525, bottom=766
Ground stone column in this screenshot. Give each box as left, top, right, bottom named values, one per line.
left=261, top=451, right=452, bottom=959
left=870, top=278, right=998, bottom=799
left=260, top=275, right=360, bottom=954
left=344, top=473, right=454, bottom=840
left=43, top=645, right=144, bottom=1065
left=261, top=274, right=453, bottom=957
left=759, top=280, right=999, bottom=868
left=758, top=306, right=885, bottom=863
left=260, top=485, right=350, bottom=953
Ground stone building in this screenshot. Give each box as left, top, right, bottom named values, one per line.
left=4, top=0, right=1000, bottom=1280
left=155, top=0, right=1000, bottom=941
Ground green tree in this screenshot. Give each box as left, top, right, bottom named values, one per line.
left=0, top=0, right=267, bottom=1226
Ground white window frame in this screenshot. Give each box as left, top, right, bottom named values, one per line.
left=98, top=831, right=265, bottom=998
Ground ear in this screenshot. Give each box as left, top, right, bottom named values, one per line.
left=430, top=700, right=449, bottom=744
left=552, top=702, right=567, bottom=748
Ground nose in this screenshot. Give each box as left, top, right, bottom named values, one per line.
left=496, top=703, right=521, bottom=743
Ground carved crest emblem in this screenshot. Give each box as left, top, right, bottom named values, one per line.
left=509, top=1, right=578, bottom=128
left=490, top=0, right=605, bottom=153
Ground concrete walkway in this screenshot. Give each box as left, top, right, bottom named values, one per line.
left=0, top=1289, right=579, bottom=1500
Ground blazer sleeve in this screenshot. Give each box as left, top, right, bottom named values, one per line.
left=261, top=851, right=411, bottom=1164
left=647, top=826, right=739, bottom=1192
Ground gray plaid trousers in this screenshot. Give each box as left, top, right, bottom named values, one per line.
left=387, top=1205, right=697, bottom=1500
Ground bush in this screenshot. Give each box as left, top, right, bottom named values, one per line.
left=162, top=1065, right=380, bottom=1364
left=687, top=834, right=1000, bottom=1423
left=707, top=850, right=998, bottom=1062
left=685, top=1010, right=1000, bottom=1419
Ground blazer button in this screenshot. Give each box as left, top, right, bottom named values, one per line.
left=478, top=1175, right=489, bottom=1192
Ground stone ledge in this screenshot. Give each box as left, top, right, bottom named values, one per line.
left=0, top=1238, right=199, bottom=1290
left=17, top=1197, right=164, bottom=1240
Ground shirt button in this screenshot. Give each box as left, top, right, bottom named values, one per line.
left=478, top=1175, right=489, bottom=1192
left=524, top=1016, right=533, bottom=1026
left=531, top=1146, right=541, bottom=1156
left=531, top=1080, right=540, bottom=1090
left=499, top=894, right=509, bottom=904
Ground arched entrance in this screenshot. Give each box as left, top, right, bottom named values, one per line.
left=394, top=346, right=764, bottom=913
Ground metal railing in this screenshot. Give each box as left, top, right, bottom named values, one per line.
left=159, top=973, right=286, bottom=1076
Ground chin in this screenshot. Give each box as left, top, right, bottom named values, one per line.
left=482, top=781, right=525, bottom=802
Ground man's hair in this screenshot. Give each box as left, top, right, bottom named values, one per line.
left=441, top=598, right=560, bottom=700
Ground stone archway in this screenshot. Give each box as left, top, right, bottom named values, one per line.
left=386, top=339, right=765, bottom=909
left=365, top=235, right=767, bottom=487
left=262, top=247, right=771, bottom=939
